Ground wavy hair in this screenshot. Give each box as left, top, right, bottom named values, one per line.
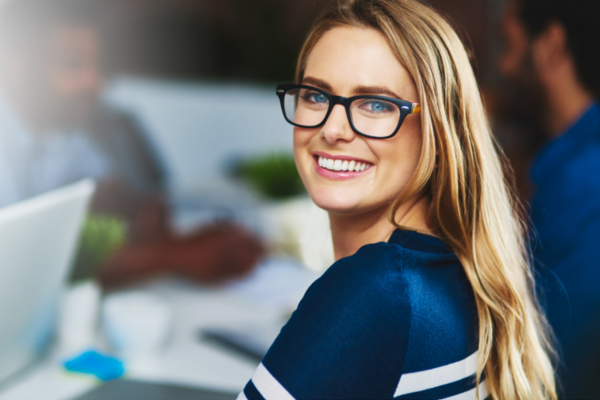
left=295, top=0, right=557, bottom=398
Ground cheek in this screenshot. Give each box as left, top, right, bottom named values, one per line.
left=293, top=126, right=308, bottom=152
left=293, top=127, right=316, bottom=181
left=373, top=118, right=423, bottom=193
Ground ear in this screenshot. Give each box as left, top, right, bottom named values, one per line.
left=531, top=22, right=570, bottom=79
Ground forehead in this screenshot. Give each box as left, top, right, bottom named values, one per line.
left=304, top=26, right=416, bottom=99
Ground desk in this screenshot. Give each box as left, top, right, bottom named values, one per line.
left=0, top=276, right=298, bottom=400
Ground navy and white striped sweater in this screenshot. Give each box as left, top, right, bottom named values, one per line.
left=239, top=229, right=489, bottom=399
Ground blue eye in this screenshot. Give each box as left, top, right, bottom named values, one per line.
left=367, top=101, right=392, bottom=112
left=308, top=93, right=328, bottom=104
left=354, top=98, right=398, bottom=119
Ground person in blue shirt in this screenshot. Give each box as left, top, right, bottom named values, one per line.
left=499, top=0, right=600, bottom=398
left=239, top=0, right=557, bottom=399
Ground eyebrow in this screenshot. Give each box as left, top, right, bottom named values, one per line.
left=352, top=85, right=401, bottom=99
left=301, top=76, right=403, bottom=99
left=301, top=77, right=333, bottom=92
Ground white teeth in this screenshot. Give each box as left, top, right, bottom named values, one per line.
left=317, top=156, right=371, bottom=172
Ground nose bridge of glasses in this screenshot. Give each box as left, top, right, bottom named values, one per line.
left=330, top=94, right=351, bottom=107
left=326, top=97, right=352, bottom=123
left=320, top=100, right=355, bottom=141
left=327, top=94, right=353, bottom=122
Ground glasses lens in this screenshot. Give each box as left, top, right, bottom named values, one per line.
left=350, top=98, right=401, bottom=138
left=283, top=88, right=329, bottom=127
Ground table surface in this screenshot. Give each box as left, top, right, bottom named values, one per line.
left=0, top=274, right=301, bottom=400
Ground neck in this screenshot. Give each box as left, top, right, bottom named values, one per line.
left=544, top=65, right=593, bottom=137
left=329, top=196, right=432, bottom=261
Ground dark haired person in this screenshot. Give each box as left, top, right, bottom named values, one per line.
left=0, top=0, right=262, bottom=287
left=500, top=0, right=600, bottom=398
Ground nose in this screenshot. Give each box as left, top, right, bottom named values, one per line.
left=321, top=104, right=355, bottom=145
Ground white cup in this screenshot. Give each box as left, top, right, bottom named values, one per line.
left=102, top=291, right=171, bottom=361
left=58, top=280, right=101, bottom=356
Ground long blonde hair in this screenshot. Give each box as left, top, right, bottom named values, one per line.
left=296, top=1, right=556, bottom=398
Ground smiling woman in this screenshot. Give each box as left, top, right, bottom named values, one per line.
left=238, top=1, right=557, bottom=399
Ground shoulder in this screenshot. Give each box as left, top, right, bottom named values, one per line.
left=277, top=236, right=472, bottom=359
left=532, top=130, right=600, bottom=226
left=294, top=241, right=411, bottom=327
left=269, top=240, right=415, bottom=361
left=543, top=111, right=600, bottom=199
left=304, top=237, right=464, bottom=317
left=260, top=242, right=414, bottom=398
left=255, top=238, right=481, bottom=399
left=321, top=241, right=407, bottom=292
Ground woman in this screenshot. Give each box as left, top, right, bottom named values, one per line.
left=239, top=0, right=556, bottom=399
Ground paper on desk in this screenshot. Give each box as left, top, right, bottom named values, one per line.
left=225, top=257, right=321, bottom=312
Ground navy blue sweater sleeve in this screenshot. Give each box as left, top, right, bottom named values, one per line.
left=241, top=244, right=412, bottom=400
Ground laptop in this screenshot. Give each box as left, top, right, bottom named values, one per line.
left=0, top=180, right=95, bottom=385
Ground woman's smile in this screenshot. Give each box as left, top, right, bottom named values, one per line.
left=314, top=151, right=374, bottom=180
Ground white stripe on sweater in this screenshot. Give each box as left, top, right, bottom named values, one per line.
left=252, top=363, right=296, bottom=400
left=394, top=350, right=479, bottom=397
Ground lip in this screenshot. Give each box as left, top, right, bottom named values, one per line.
left=313, top=151, right=374, bottom=180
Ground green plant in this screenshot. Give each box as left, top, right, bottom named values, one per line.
left=230, top=153, right=306, bottom=200
left=69, top=214, right=127, bottom=283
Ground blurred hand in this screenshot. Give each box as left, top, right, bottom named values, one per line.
left=130, top=196, right=170, bottom=240
left=168, top=223, right=264, bottom=283
left=99, top=223, right=264, bottom=288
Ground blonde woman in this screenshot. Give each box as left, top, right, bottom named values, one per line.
left=239, top=0, right=556, bottom=399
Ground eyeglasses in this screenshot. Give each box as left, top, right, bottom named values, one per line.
left=276, top=84, right=420, bottom=139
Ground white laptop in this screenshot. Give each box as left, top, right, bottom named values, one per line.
left=0, top=179, right=95, bottom=384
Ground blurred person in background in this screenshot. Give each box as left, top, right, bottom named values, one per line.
left=0, top=0, right=263, bottom=287
left=499, top=0, right=600, bottom=397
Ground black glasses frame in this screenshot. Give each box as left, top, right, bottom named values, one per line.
left=276, top=83, right=420, bottom=139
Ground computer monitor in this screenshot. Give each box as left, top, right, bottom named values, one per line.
left=0, top=180, right=95, bottom=384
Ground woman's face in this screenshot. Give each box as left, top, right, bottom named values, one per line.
left=294, top=27, right=422, bottom=216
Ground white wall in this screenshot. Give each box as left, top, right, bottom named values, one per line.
left=105, top=78, right=294, bottom=201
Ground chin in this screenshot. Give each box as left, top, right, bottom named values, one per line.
left=308, top=190, right=365, bottom=215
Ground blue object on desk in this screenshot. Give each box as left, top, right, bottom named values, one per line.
left=63, top=350, right=125, bottom=381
